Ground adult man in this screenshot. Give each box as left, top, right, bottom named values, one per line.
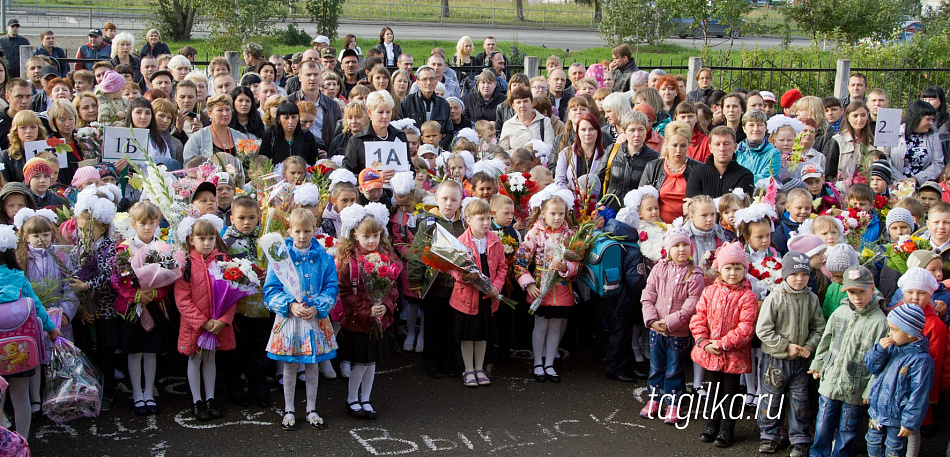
left=463, top=69, right=505, bottom=124
left=92, top=61, right=114, bottom=85
left=285, top=49, right=321, bottom=95
left=75, top=29, right=111, bottom=71
left=311, top=35, right=331, bottom=53
left=567, top=62, right=585, bottom=93
left=34, top=30, right=68, bottom=77
left=0, top=79, right=32, bottom=150
left=685, top=126, right=754, bottom=198
left=242, top=42, right=264, bottom=74
left=28, top=66, right=59, bottom=111
left=840, top=73, right=867, bottom=107
left=288, top=60, right=341, bottom=149
left=486, top=51, right=508, bottom=92
left=924, top=201, right=950, bottom=279
left=320, top=48, right=338, bottom=75
left=138, top=54, right=159, bottom=92
left=408, top=52, right=461, bottom=99
left=269, top=54, right=287, bottom=87
left=473, top=36, right=498, bottom=66
left=547, top=69, right=572, bottom=122
left=340, top=49, right=363, bottom=95
left=148, top=70, right=174, bottom=96
left=23, top=57, right=46, bottom=93
left=212, top=73, right=236, bottom=96
left=400, top=65, right=453, bottom=139
left=610, top=43, right=638, bottom=93
left=103, top=22, right=117, bottom=44
left=0, top=20, right=29, bottom=77
left=397, top=53, right=415, bottom=80
left=256, top=80, right=279, bottom=105
left=866, top=88, right=888, bottom=131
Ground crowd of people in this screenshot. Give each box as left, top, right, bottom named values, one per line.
left=0, top=18, right=948, bottom=457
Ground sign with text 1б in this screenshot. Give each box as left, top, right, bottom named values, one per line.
left=364, top=140, right=409, bottom=172
left=23, top=139, right=68, bottom=168
left=874, top=108, right=903, bottom=148
left=102, top=127, right=150, bottom=164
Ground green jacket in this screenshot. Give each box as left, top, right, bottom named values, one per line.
left=809, top=292, right=889, bottom=405
left=407, top=207, right=466, bottom=298
left=822, top=281, right=848, bottom=319
left=756, top=281, right=826, bottom=359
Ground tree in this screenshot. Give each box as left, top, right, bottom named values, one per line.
left=516, top=0, right=526, bottom=21
left=785, top=0, right=903, bottom=45
left=679, top=0, right=749, bottom=45
left=442, top=0, right=450, bottom=18
left=202, top=0, right=287, bottom=52
left=150, top=0, right=198, bottom=41
left=307, top=0, right=345, bottom=39
left=600, top=0, right=676, bottom=45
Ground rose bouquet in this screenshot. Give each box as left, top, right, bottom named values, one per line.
left=114, top=241, right=186, bottom=327
left=236, top=138, right=262, bottom=170
left=884, top=235, right=932, bottom=274
left=197, top=260, right=260, bottom=352
left=315, top=233, right=338, bottom=256
left=841, top=208, right=873, bottom=249
left=498, top=172, right=539, bottom=220
left=528, top=238, right=567, bottom=314
left=307, top=163, right=335, bottom=200
left=638, top=221, right=668, bottom=263
left=359, top=252, right=401, bottom=339
left=747, top=252, right=783, bottom=300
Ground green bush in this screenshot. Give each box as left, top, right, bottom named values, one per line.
left=271, top=23, right=313, bottom=47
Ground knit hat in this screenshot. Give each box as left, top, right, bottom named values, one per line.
left=664, top=219, right=691, bottom=255
left=787, top=233, right=827, bottom=258
left=841, top=265, right=874, bottom=292
left=871, top=160, right=893, bottom=185
left=713, top=241, right=749, bottom=270
left=826, top=244, right=859, bottom=273
left=800, top=163, right=823, bottom=181
left=358, top=168, right=384, bottom=191
left=888, top=303, right=926, bottom=338
left=897, top=267, right=939, bottom=296
left=780, top=89, right=803, bottom=109
left=782, top=251, right=810, bottom=278
left=71, top=166, right=100, bottom=188
left=885, top=207, right=915, bottom=230
left=22, top=158, right=53, bottom=184
left=98, top=70, right=126, bottom=94
left=907, top=250, right=941, bottom=270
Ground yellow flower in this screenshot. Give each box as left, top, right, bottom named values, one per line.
left=861, top=248, right=875, bottom=259
left=129, top=174, right=144, bottom=190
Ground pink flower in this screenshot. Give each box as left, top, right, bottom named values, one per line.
left=639, top=231, right=648, bottom=242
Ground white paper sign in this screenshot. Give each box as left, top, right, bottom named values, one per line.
left=23, top=140, right=68, bottom=168
left=364, top=140, right=409, bottom=172
left=102, top=127, right=150, bottom=164
left=874, top=108, right=903, bottom=148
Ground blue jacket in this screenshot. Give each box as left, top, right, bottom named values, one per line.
left=735, top=140, right=781, bottom=182
left=602, top=219, right=646, bottom=307
left=771, top=214, right=801, bottom=256
left=863, top=212, right=881, bottom=248
left=889, top=284, right=950, bottom=326
left=865, top=338, right=935, bottom=430
left=0, top=265, right=55, bottom=332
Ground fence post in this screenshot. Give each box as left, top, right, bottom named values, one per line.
left=524, top=56, right=539, bottom=79
left=686, top=56, right=703, bottom=94
left=834, top=59, right=851, bottom=100
left=226, top=51, right=241, bottom=81
left=19, top=45, right=35, bottom=78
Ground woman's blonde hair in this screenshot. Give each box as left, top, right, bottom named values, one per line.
left=73, top=91, right=98, bottom=128
left=661, top=121, right=692, bottom=160
left=109, top=32, right=136, bottom=59
left=206, top=94, right=233, bottom=110
left=342, top=102, right=368, bottom=134
left=794, top=96, right=829, bottom=132
left=455, top=36, right=474, bottom=62
left=8, top=111, right=47, bottom=160
left=366, top=89, right=395, bottom=112
left=261, top=94, right=287, bottom=126
left=48, top=99, right=78, bottom=134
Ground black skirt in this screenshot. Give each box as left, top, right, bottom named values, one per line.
left=454, top=298, right=496, bottom=341
left=120, top=310, right=166, bottom=354
left=337, top=328, right=392, bottom=364
left=533, top=305, right=571, bottom=319
left=96, top=316, right=122, bottom=350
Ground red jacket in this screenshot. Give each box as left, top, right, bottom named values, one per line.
left=690, top=278, right=759, bottom=374
left=689, top=130, right=710, bottom=163
left=450, top=229, right=508, bottom=315
left=336, top=248, right=401, bottom=334
left=174, top=248, right=235, bottom=355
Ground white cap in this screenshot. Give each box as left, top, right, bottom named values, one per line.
left=312, top=35, right=331, bottom=45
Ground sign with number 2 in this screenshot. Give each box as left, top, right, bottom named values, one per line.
left=364, top=140, right=409, bottom=171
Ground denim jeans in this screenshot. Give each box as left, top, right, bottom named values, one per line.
left=866, top=421, right=906, bottom=457
left=758, top=354, right=813, bottom=445
left=647, top=331, right=690, bottom=402
left=810, top=395, right=864, bottom=457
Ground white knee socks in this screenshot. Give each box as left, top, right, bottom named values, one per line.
left=473, top=340, right=487, bottom=371
left=129, top=353, right=144, bottom=402
left=532, top=316, right=550, bottom=368
left=283, top=363, right=298, bottom=412
left=143, top=353, right=157, bottom=401
left=282, top=363, right=320, bottom=413
left=692, top=362, right=705, bottom=390
left=347, top=364, right=367, bottom=404
left=187, top=351, right=217, bottom=403
left=545, top=318, right=563, bottom=369
left=359, top=364, right=376, bottom=411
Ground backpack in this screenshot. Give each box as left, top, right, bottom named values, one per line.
left=577, top=232, right=639, bottom=301
left=0, top=297, right=42, bottom=376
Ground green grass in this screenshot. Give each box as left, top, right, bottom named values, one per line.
left=332, top=0, right=597, bottom=28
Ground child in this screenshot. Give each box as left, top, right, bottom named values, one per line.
left=896, top=197, right=925, bottom=227
left=878, top=208, right=919, bottom=303
left=96, top=70, right=130, bottom=126
left=321, top=170, right=359, bottom=237
left=411, top=157, right=432, bottom=192
left=808, top=265, right=888, bottom=457
left=21, top=158, right=68, bottom=210
left=445, top=152, right=472, bottom=195
left=788, top=233, right=830, bottom=298
left=110, top=202, right=172, bottom=416
left=690, top=242, right=759, bottom=448
left=451, top=199, right=507, bottom=387
left=530, top=166, right=554, bottom=192
left=389, top=172, right=423, bottom=353
left=282, top=156, right=307, bottom=185
left=418, top=144, right=439, bottom=171
left=35, top=152, right=68, bottom=201
left=420, top=120, right=443, bottom=149
left=823, top=96, right=843, bottom=133
left=886, top=208, right=915, bottom=242
left=475, top=119, right=496, bottom=145
left=848, top=183, right=882, bottom=246
left=263, top=209, right=338, bottom=430
left=773, top=188, right=812, bottom=254
left=864, top=304, right=934, bottom=457
left=0, top=224, right=59, bottom=439
left=801, top=163, right=838, bottom=202
left=358, top=168, right=392, bottom=211
left=717, top=191, right=747, bottom=242
left=888, top=251, right=950, bottom=320
left=490, top=194, right=523, bottom=362
left=735, top=202, right=780, bottom=301
left=191, top=181, right=217, bottom=217
left=640, top=223, right=704, bottom=423
left=0, top=183, right=35, bottom=226
left=918, top=181, right=943, bottom=213
left=408, top=180, right=467, bottom=378
left=755, top=251, right=826, bottom=455
left=684, top=195, right=726, bottom=279
left=174, top=214, right=233, bottom=421
left=774, top=189, right=788, bottom=218
left=822, top=244, right=860, bottom=319
left=810, top=215, right=844, bottom=247
left=470, top=171, right=498, bottom=202
left=515, top=190, right=578, bottom=383
left=216, top=173, right=235, bottom=222
left=510, top=148, right=535, bottom=174
left=336, top=203, right=399, bottom=419
left=870, top=160, right=892, bottom=198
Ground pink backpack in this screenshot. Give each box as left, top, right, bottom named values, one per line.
left=0, top=297, right=42, bottom=376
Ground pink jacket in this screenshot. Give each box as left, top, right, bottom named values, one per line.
left=514, top=219, right=578, bottom=307
left=450, top=229, right=508, bottom=315
left=174, top=248, right=235, bottom=355
left=641, top=259, right=705, bottom=337
left=689, top=278, right=759, bottom=374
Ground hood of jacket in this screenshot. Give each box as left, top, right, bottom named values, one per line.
left=0, top=265, right=27, bottom=302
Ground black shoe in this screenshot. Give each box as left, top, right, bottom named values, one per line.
left=360, top=401, right=377, bottom=420
left=133, top=400, right=148, bottom=416
left=544, top=366, right=561, bottom=383
left=347, top=401, right=366, bottom=418
left=281, top=411, right=296, bottom=431
left=699, top=425, right=719, bottom=442
left=533, top=365, right=547, bottom=382
left=446, top=369, right=461, bottom=378
left=206, top=398, right=222, bottom=419
left=605, top=372, right=636, bottom=383
left=144, top=399, right=160, bottom=415
left=427, top=368, right=444, bottom=379
left=714, top=426, right=734, bottom=448
left=193, top=400, right=211, bottom=421
left=631, top=366, right=648, bottom=379
left=758, top=439, right=779, bottom=454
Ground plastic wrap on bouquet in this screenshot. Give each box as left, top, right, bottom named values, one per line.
left=420, top=224, right=517, bottom=309
left=42, top=338, right=103, bottom=423
left=196, top=264, right=254, bottom=351
left=528, top=239, right=567, bottom=314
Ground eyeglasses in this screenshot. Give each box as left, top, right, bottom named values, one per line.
left=532, top=85, right=548, bottom=91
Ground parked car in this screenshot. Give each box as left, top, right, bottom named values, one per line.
left=903, top=20, right=923, bottom=33
left=673, top=18, right=742, bottom=39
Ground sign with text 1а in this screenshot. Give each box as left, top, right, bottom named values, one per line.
left=874, top=108, right=903, bottom=148
left=364, top=140, right=409, bottom=172
left=102, top=127, right=150, bottom=164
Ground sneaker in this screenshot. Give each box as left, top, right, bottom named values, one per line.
left=340, top=361, right=351, bottom=378
left=759, top=439, right=779, bottom=454
left=663, top=405, right=680, bottom=425
left=639, top=400, right=660, bottom=418
left=319, top=361, right=337, bottom=379
left=193, top=400, right=211, bottom=421
left=790, top=444, right=808, bottom=457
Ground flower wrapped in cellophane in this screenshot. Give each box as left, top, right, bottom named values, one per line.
left=359, top=252, right=400, bottom=339
left=42, top=312, right=103, bottom=424
left=197, top=259, right=261, bottom=352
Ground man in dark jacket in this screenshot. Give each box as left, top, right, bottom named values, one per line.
left=685, top=125, right=754, bottom=198
left=601, top=219, right=647, bottom=382
left=28, top=65, right=59, bottom=112
left=610, top=43, right=638, bottom=93
left=287, top=60, right=341, bottom=149
left=0, top=20, right=29, bottom=77
left=34, top=30, right=69, bottom=77
left=399, top=65, right=453, bottom=139
left=463, top=70, right=505, bottom=124
left=75, top=29, right=111, bottom=71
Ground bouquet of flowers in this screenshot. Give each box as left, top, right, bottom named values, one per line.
left=74, top=122, right=104, bottom=161
left=491, top=230, right=520, bottom=257
left=236, top=138, right=261, bottom=170
left=747, top=251, right=783, bottom=300
left=307, top=163, right=335, bottom=201
left=359, top=252, right=400, bottom=338
left=638, top=221, right=668, bottom=263
left=114, top=241, right=186, bottom=327
left=874, top=194, right=892, bottom=220
left=884, top=235, right=932, bottom=273
left=260, top=181, right=297, bottom=235
left=841, top=208, right=873, bottom=249
left=498, top=172, right=539, bottom=220
left=528, top=237, right=567, bottom=314
left=132, top=156, right=191, bottom=240
left=892, top=180, right=917, bottom=200
left=42, top=311, right=102, bottom=424
left=418, top=224, right=517, bottom=309
left=197, top=259, right=260, bottom=353
left=561, top=221, right=624, bottom=262
left=315, top=233, right=338, bottom=256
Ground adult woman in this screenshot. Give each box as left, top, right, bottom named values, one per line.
left=167, top=55, right=191, bottom=83
left=47, top=99, right=84, bottom=185
left=138, top=29, right=170, bottom=58
left=673, top=101, right=710, bottom=163
left=493, top=73, right=530, bottom=136
left=686, top=67, right=714, bottom=103
left=554, top=95, right=600, bottom=153
left=635, top=87, right=670, bottom=135
left=228, top=86, right=265, bottom=140
left=735, top=109, right=781, bottom=182
left=151, top=98, right=185, bottom=166
left=499, top=87, right=554, bottom=153
left=0, top=60, right=8, bottom=112
left=922, top=86, right=948, bottom=130
left=260, top=101, right=319, bottom=166
left=369, top=66, right=400, bottom=114
left=373, top=27, right=401, bottom=67
left=823, top=100, right=874, bottom=182
left=889, top=100, right=945, bottom=184
left=574, top=78, right=599, bottom=98
left=391, top=70, right=411, bottom=100
left=323, top=71, right=347, bottom=107
left=338, top=34, right=364, bottom=62
left=257, top=62, right=287, bottom=96
left=714, top=91, right=745, bottom=143
left=128, top=97, right=179, bottom=169
left=601, top=92, right=632, bottom=147
left=261, top=94, right=288, bottom=127
left=600, top=111, right=660, bottom=211
left=240, top=73, right=262, bottom=95
left=452, top=36, right=476, bottom=82
left=73, top=91, right=98, bottom=128
left=640, top=121, right=702, bottom=223
left=655, top=75, right=684, bottom=121
left=45, top=78, right=73, bottom=105
left=328, top=102, right=368, bottom=159
left=463, top=70, right=505, bottom=124
left=343, top=90, right=409, bottom=178
left=172, top=80, right=207, bottom=138
left=184, top=72, right=210, bottom=112
left=1, top=111, right=46, bottom=183
left=182, top=94, right=249, bottom=167
left=554, top=111, right=604, bottom=191
left=446, top=97, right=472, bottom=135
left=110, top=32, right=141, bottom=81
